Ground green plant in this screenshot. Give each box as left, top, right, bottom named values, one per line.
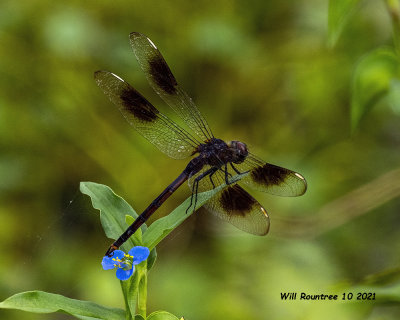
left=0, top=182, right=224, bottom=319
left=329, top=0, right=400, bottom=131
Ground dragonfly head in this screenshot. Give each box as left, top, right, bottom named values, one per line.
left=228, top=140, right=248, bottom=164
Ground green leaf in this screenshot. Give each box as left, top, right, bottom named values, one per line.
left=147, top=310, right=180, bottom=320
left=124, top=214, right=157, bottom=271
left=80, top=182, right=143, bottom=251
left=388, top=79, right=400, bottom=114
left=136, top=264, right=148, bottom=319
left=120, top=273, right=138, bottom=318
left=143, top=185, right=226, bottom=250
left=351, top=48, right=400, bottom=131
left=147, top=247, right=157, bottom=271
left=0, top=291, right=125, bottom=320
left=135, top=315, right=145, bottom=320
left=328, top=0, right=362, bottom=46
left=125, top=214, right=136, bottom=225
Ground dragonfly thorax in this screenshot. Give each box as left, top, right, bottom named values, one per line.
left=197, top=138, right=248, bottom=167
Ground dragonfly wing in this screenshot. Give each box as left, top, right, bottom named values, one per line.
left=209, top=184, right=270, bottom=235
left=95, top=70, right=197, bottom=159
left=188, top=167, right=270, bottom=235
left=235, top=153, right=307, bottom=196
left=129, top=32, right=213, bottom=142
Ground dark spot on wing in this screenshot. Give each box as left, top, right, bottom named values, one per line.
left=120, top=87, right=159, bottom=122
left=251, top=164, right=289, bottom=186
left=149, top=55, right=178, bottom=95
left=219, top=185, right=256, bottom=216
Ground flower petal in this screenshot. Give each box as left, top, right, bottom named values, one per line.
left=111, top=250, right=126, bottom=260
left=101, top=256, right=115, bottom=270
left=116, top=265, right=135, bottom=281
left=101, top=250, right=126, bottom=270
left=128, top=246, right=150, bottom=265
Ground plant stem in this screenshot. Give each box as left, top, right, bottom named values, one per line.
left=386, top=0, right=400, bottom=55
left=120, top=280, right=134, bottom=320
left=137, top=262, right=148, bottom=319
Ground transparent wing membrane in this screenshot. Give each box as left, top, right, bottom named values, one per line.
left=95, top=71, right=197, bottom=159
left=237, top=153, right=307, bottom=196
left=188, top=166, right=270, bottom=235
left=129, top=32, right=214, bottom=142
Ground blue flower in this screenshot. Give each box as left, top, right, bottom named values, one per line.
left=101, top=246, right=150, bottom=281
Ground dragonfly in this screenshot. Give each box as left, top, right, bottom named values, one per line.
left=95, top=32, right=307, bottom=257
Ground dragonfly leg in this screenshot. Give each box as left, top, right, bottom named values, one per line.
left=218, top=166, right=232, bottom=180
left=230, top=163, right=250, bottom=178
left=209, top=170, right=216, bottom=189
left=186, top=166, right=219, bottom=214
left=186, top=180, right=197, bottom=214
left=222, top=164, right=234, bottom=185
left=192, top=178, right=200, bottom=212
left=230, top=162, right=249, bottom=175
left=230, top=163, right=241, bottom=174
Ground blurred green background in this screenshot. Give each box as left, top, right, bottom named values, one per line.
left=1, top=0, right=400, bottom=319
